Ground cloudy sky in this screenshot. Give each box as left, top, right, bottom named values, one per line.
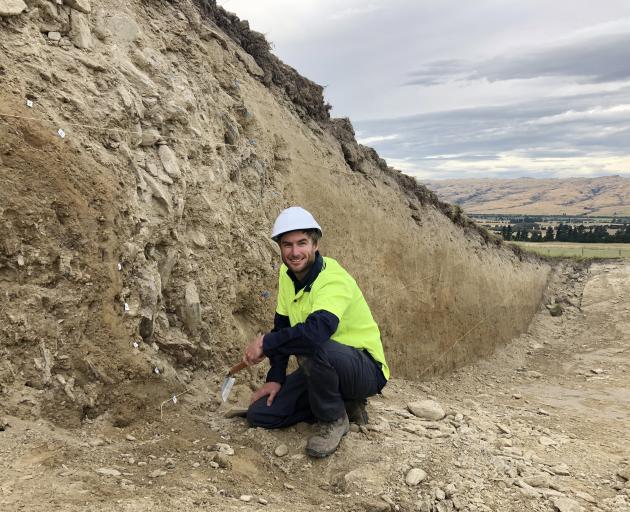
left=218, top=0, right=630, bottom=180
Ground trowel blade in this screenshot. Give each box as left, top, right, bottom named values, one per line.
left=221, top=375, right=236, bottom=402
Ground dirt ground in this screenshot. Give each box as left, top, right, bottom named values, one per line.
left=1, top=260, right=628, bottom=512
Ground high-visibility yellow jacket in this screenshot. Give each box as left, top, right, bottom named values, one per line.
left=263, top=254, right=389, bottom=381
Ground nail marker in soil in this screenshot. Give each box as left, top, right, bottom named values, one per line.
left=154, top=367, right=160, bottom=375
left=117, top=263, right=122, bottom=271
left=26, top=99, right=33, bottom=108
left=124, top=302, right=130, bottom=312
left=172, top=395, right=177, bottom=404
left=58, top=128, right=66, bottom=138
left=133, top=341, right=139, bottom=349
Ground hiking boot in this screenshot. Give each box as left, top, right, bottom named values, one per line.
left=306, top=412, right=349, bottom=458
left=345, top=399, right=369, bottom=425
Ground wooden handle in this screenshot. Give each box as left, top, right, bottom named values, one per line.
left=228, top=361, right=248, bottom=376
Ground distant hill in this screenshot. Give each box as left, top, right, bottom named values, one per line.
left=422, top=176, right=630, bottom=216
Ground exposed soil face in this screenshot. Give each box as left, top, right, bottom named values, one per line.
left=1, top=261, right=628, bottom=511
left=0, top=97, right=138, bottom=428
left=1, top=0, right=550, bottom=433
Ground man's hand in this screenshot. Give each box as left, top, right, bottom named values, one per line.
left=250, top=381, right=281, bottom=406
left=243, top=333, right=265, bottom=366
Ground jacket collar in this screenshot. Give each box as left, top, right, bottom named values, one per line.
left=286, top=251, right=324, bottom=293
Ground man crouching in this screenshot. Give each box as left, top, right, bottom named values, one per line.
left=242, top=206, right=389, bottom=458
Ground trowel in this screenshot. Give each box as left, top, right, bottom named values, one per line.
left=221, top=361, right=248, bottom=402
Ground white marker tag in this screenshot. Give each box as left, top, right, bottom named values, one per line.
left=124, top=302, right=130, bottom=312
left=133, top=341, right=139, bottom=349
left=172, top=395, right=177, bottom=404
left=154, top=367, right=160, bottom=375
left=58, top=128, right=66, bottom=138
left=26, top=100, right=33, bottom=108
left=117, top=263, right=122, bottom=271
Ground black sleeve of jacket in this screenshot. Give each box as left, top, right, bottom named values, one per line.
left=263, top=310, right=340, bottom=359
left=265, top=313, right=291, bottom=384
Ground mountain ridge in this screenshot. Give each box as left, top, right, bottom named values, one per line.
left=423, top=175, right=630, bottom=216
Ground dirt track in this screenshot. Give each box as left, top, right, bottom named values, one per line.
left=1, top=260, right=629, bottom=512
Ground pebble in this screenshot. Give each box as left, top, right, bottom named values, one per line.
left=125, top=434, right=137, bottom=441
left=618, top=469, right=630, bottom=481
left=137, top=461, right=147, bottom=466
left=224, top=407, right=248, bottom=418
left=434, top=488, right=446, bottom=501
left=574, top=491, right=596, bottom=503
left=517, top=481, right=540, bottom=499
left=258, top=497, right=268, bottom=505
left=405, top=468, right=427, bottom=486
left=283, top=482, right=295, bottom=490
left=212, top=443, right=234, bottom=455
left=496, top=423, right=511, bottom=435
left=158, top=145, right=181, bottom=179
left=523, top=474, right=550, bottom=488
left=64, top=0, right=91, bottom=14
left=551, top=464, right=571, bottom=476
left=274, top=444, right=289, bottom=457
left=239, top=495, right=252, bottom=502
left=148, top=470, right=167, bottom=478
left=552, top=497, right=583, bottom=512
left=452, top=496, right=466, bottom=510
left=48, top=32, right=62, bottom=42
left=96, top=468, right=121, bottom=477
left=407, top=400, right=446, bottom=421
left=539, top=436, right=557, bottom=446
left=541, top=489, right=565, bottom=498
left=212, top=453, right=231, bottom=469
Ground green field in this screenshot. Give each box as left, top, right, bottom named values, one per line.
left=512, top=242, right=630, bottom=258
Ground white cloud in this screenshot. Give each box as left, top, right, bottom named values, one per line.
left=528, top=104, right=630, bottom=125
left=357, top=134, right=399, bottom=145
left=397, top=152, right=630, bottom=180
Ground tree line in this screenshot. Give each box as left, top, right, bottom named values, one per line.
left=498, top=223, right=630, bottom=243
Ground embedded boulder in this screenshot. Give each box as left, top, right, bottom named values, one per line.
left=0, top=0, right=27, bottom=16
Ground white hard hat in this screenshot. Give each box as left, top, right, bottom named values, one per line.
left=271, top=206, right=322, bottom=241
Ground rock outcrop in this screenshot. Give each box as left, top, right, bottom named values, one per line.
left=0, top=0, right=550, bottom=426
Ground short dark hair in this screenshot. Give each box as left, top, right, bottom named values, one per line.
left=304, top=228, right=322, bottom=243
left=276, top=229, right=322, bottom=244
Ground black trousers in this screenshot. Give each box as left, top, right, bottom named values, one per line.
left=247, top=339, right=387, bottom=428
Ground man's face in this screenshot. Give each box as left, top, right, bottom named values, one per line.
left=279, top=230, right=319, bottom=280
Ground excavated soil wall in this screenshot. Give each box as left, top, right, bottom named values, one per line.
left=0, top=0, right=549, bottom=426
